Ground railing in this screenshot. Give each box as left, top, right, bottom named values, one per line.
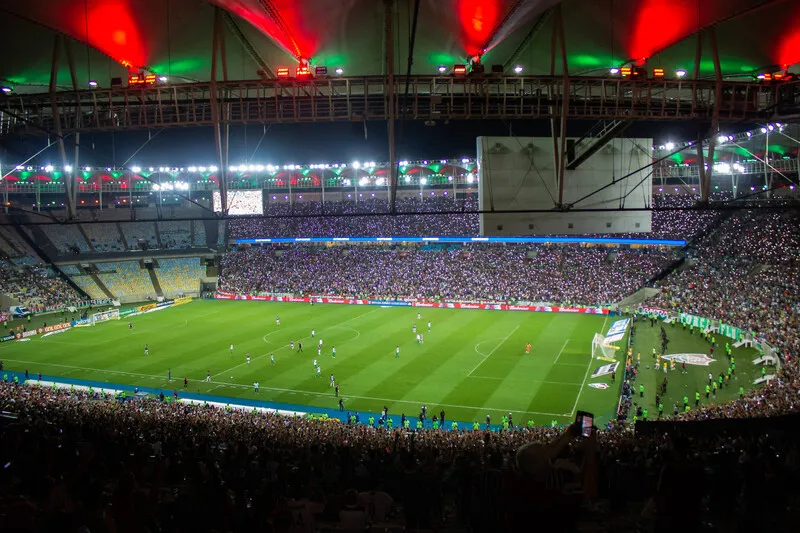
left=654, top=158, right=799, bottom=180
left=1, top=76, right=797, bottom=135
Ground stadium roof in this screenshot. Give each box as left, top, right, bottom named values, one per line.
left=0, top=0, right=798, bottom=93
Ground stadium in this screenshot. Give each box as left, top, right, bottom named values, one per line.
left=0, top=0, right=799, bottom=531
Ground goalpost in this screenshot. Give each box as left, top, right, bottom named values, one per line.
left=91, top=308, right=120, bottom=325
left=591, top=333, right=619, bottom=361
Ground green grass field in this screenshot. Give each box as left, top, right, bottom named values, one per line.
left=0, top=300, right=626, bottom=425
left=630, top=320, right=761, bottom=417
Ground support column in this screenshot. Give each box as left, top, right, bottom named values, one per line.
left=555, top=5, right=569, bottom=207
left=210, top=7, right=228, bottom=214
left=49, top=35, right=76, bottom=219
left=764, top=129, right=772, bottom=198
left=385, top=0, right=397, bottom=214
left=702, top=27, right=723, bottom=203
left=549, top=10, right=560, bottom=199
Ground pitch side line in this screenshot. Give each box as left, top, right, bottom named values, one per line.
left=214, top=307, right=381, bottom=378
left=467, top=325, right=520, bottom=377
left=1, top=358, right=567, bottom=417
left=569, top=313, right=610, bottom=417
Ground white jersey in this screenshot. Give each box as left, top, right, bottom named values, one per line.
left=318, top=347, right=322, bottom=356
left=230, top=344, right=234, bottom=351
left=417, top=313, right=421, bottom=320
left=276, top=317, right=280, bottom=325
left=311, top=329, right=315, bottom=337
left=427, top=322, right=431, bottom=330
left=416, top=334, right=421, bottom=342
left=313, top=359, right=318, bottom=367
left=318, top=339, right=323, bottom=347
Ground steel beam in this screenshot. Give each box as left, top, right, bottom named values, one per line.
left=1, top=77, right=794, bottom=136
left=555, top=5, right=569, bottom=207
left=210, top=7, right=228, bottom=214
left=385, top=0, right=397, bottom=214
left=702, top=27, right=723, bottom=203
left=503, top=9, right=552, bottom=72
left=48, top=35, right=76, bottom=219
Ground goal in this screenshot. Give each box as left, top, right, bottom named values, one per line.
left=91, top=308, right=120, bottom=325
left=591, top=333, right=618, bottom=361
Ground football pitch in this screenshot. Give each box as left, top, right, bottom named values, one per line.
left=1, top=300, right=621, bottom=425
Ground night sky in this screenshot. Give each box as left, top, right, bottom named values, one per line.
left=0, top=118, right=721, bottom=169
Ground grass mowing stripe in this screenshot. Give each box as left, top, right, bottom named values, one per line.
left=467, top=324, right=520, bottom=376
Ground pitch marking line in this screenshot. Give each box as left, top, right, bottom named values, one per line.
left=467, top=375, right=581, bottom=386
left=215, top=307, right=380, bottom=378
left=467, top=325, right=520, bottom=377
left=553, top=339, right=570, bottom=364
left=2, top=358, right=566, bottom=416
left=569, top=314, right=610, bottom=417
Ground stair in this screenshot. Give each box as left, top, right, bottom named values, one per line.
left=115, top=222, right=130, bottom=250
left=147, top=268, right=164, bottom=297
left=0, top=229, right=23, bottom=256
left=77, top=224, right=95, bottom=252
left=567, top=119, right=631, bottom=170
left=153, top=221, right=163, bottom=248
left=88, top=272, right=114, bottom=299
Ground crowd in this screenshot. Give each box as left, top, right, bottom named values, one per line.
left=0, top=264, right=84, bottom=311
left=219, top=244, right=677, bottom=306
left=650, top=209, right=800, bottom=361
left=229, top=197, right=480, bottom=238
left=1, top=380, right=797, bottom=532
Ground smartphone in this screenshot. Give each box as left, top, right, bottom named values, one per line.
left=575, top=410, right=594, bottom=437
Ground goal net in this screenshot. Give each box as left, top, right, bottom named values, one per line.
left=592, top=333, right=618, bottom=362
left=91, top=308, right=120, bottom=325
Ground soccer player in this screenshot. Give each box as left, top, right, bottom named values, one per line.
left=291, top=340, right=295, bottom=350
left=316, top=365, right=321, bottom=377
left=335, top=384, right=340, bottom=397
left=276, top=316, right=280, bottom=326
left=144, top=344, right=149, bottom=356
left=318, top=345, right=322, bottom=357
left=297, top=342, right=302, bottom=353
left=129, top=322, right=133, bottom=331
left=183, top=376, right=188, bottom=388
left=246, top=353, right=251, bottom=364
left=395, top=346, right=400, bottom=359
left=206, top=370, right=211, bottom=382
left=311, top=329, right=315, bottom=337
left=270, top=354, right=275, bottom=366
left=330, top=373, right=335, bottom=388
left=332, top=346, right=336, bottom=358
left=318, top=338, right=323, bottom=349
left=229, top=343, right=234, bottom=354
left=525, top=343, right=531, bottom=354
left=254, top=381, right=259, bottom=393
left=417, top=312, right=421, bottom=320
left=313, top=359, right=318, bottom=370
left=420, top=334, right=424, bottom=344
left=412, top=324, right=417, bottom=334
left=427, top=321, right=431, bottom=332
left=416, top=333, right=421, bottom=344
left=168, top=368, right=172, bottom=382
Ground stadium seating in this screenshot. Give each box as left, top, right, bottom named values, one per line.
left=192, top=220, right=206, bottom=247
left=155, top=257, right=205, bottom=296
left=158, top=220, right=192, bottom=249
left=70, top=274, right=108, bottom=300
left=81, top=223, right=126, bottom=252
left=95, top=261, right=156, bottom=299
left=0, top=264, right=82, bottom=310
left=120, top=222, right=158, bottom=249
left=41, top=224, right=90, bottom=254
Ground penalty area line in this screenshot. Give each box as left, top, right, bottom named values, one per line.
left=569, top=313, right=610, bottom=417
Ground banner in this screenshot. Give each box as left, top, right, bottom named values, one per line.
left=118, top=308, right=138, bottom=317
left=662, top=353, right=716, bottom=366
left=590, top=362, right=619, bottom=378
left=235, top=235, right=686, bottom=247
left=638, top=306, right=671, bottom=319
left=606, top=319, right=630, bottom=338
left=137, top=303, right=158, bottom=313
left=0, top=334, right=14, bottom=343
left=173, top=296, right=193, bottom=306
left=41, top=323, right=71, bottom=334
left=214, top=291, right=610, bottom=315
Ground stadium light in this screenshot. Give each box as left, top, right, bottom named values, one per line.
left=513, top=65, right=523, bottom=73
left=404, top=176, right=411, bottom=183
left=88, top=80, right=98, bottom=87
left=761, top=127, right=767, bottom=133
left=352, top=161, right=361, bottom=169
left=359, top=177, right=369, bottom=186
left=44, top=165, right=54, bottom=172
left=437, top=65, right=447, bottom=73
left=609, top=67, right=620, bottom=75
left=466, top=174, right=475, bottom=184
left=84, top=166, right=92, bottom=172
left=188, top=166, right=197, bottom=172
left=665, top=142, right=675, bottom=150
left=717, top=135, right=727, bottom=144
left=1, top=86, right=11, bottom=93
left=131, top=166, right=141, bottom=173
left=335, top=67, right=344, bottom=75
left=420, top=177, right=427, bottom=185
left=64, top=165, right=73, bottom=172
left=198, top=166, right=207, bottom=172
left=676, top=69, right=687, bottom=78
left=158, top=75, right=168, bottom=82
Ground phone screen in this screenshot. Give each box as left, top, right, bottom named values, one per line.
left=576, top=411, right=594, bottom=437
